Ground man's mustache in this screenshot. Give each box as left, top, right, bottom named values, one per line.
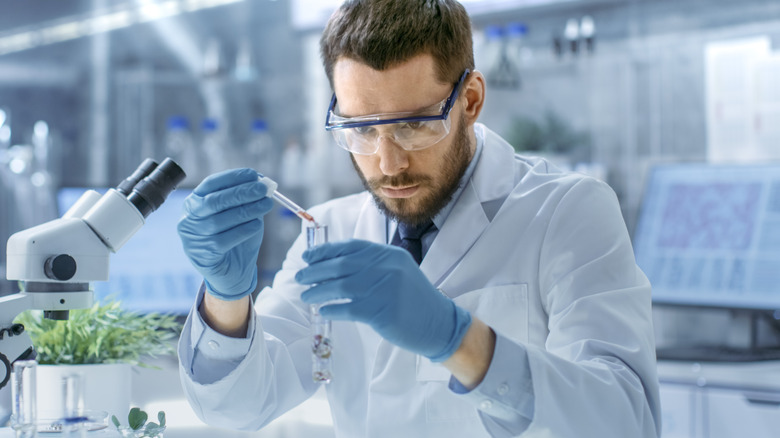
left=366, top=173, right=433, bottom=191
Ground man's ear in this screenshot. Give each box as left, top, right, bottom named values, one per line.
left=461, top=71, right=486, bottom=125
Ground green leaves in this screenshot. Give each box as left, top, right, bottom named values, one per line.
left=112, top=408, right=166, bottom=437
left=14, top=299, right=182, bottom=366
left=128, top=408, right=148, bottom=430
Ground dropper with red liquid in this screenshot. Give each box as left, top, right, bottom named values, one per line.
left=257, top=175, right=317, bottom=224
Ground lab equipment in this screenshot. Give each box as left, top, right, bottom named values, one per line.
left=635, top=162, right=780, bottom=362
left=258, top=175, right=329, bottom=382
left=564, top=18, right=580, bottom=55
left=56, top=187, right=200, bottom=315
left=201, top=118, right=232, bottom=175
left=485, top=25, right=521, bottom=89
left=307, top=224, right=331, bottom=383
left=165, top=116, right=200, bottom=188
left=61, top=374, right=82, bottom=422
left=33, top=372, right=108, bottom=436
left=634, top=162, right=780, bottom=311
left=246, top=120, right=275, bottom=180
left=10, top=360, right=36, bottom=437
left=178, top=168, right=272, bottom=301
left=299, top=239, right=472, bottom=362
left=256, top=176, right=315, bottom=224
left=580, top=16, right=596, bottom=53
left=56, top=373, right=86, bottom=438
left=0, top=158, right=185, bottom=393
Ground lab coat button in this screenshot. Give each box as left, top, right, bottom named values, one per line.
left=480, top=400, right=493, bottom=411
left=497, top=383, right=509, bottom=395
left=208, top=340, right=220, bottom=350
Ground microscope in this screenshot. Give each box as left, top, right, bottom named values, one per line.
left=0, top=157, right=185, bottom=398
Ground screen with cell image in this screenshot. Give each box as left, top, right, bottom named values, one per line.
left=57, top=187, right=200, bottom=314
left=633, top=163, right=780, bottom=310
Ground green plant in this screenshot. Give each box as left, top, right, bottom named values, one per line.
left=15, top=299, right=182, bottom=366
left=112, top=407, right=166, bottom=438
left=505, top=111, right=591, bottom=156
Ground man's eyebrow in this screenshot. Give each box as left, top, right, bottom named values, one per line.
left=337, top=98, right=443, bottom=119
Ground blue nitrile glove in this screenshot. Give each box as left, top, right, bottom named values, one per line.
left=297, top=239, right=472, bottom=362
left=177, top=168, right=274, bottom=301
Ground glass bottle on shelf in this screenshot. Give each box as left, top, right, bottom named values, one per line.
left=200, top=118, right=232, bottom=176
left=246, top=119, right=275, bottom=179
left=164, top=116, right=200, bottom=186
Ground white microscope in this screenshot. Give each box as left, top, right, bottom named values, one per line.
left=0, top=158, right=185, bottom=422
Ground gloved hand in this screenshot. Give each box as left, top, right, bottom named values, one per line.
left=177, top=168, right=274, bottom=301
left=297, top=239, right=472, bottom=362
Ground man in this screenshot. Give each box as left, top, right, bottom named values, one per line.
left=176, top=1, right=661, bottom=436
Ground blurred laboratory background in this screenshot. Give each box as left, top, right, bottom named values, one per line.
left=1, top=0, right=780, bottom=437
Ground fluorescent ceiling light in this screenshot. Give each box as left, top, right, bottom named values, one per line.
left=0, top=32, right=37, bottom=54
left=88, top=11, right=134, bottom=34
left=138, top=1, right=182, bottom=23
left=0, top=0, right=244, bottom=56
left=39, top=21, right=85, bottom=44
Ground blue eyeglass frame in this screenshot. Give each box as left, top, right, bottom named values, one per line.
left=324, top=69, right=470, bottom=131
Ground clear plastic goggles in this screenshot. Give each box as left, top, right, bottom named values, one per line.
left=325, top=70, right=469, bottom=155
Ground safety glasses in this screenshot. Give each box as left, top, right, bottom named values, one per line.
left=324, top=70, right=470, bottom=155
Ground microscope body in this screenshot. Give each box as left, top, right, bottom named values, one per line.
left=7, top=187, right=145, bottom=283
left=0, top=158, right=185, bottom=408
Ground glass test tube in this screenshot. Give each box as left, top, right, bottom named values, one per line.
left=60, top=373, right=86, bottom=438
left=307, top=223, right=332, bottom=383
left=11, top=360, right=37, bottom=438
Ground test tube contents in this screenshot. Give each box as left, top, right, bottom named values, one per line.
left=307, top=223, right=332, bottom=383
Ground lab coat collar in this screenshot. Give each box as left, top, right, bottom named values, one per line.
left=470, top=123, right=517, bottom=206
left=421, top=123, right=517, bottom=287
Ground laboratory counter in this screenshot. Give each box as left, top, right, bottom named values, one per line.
left=6, top=357, right=778, bottom=437
left=657, top=359, right=780, bottom=438
left=1, top=354, right=334, bottom=438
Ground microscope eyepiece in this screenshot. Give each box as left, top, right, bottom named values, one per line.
left=126, top=158, right=186, bottom=217
left=116, top=158, right=158, bottom=196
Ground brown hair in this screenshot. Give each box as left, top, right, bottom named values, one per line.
left=320, top=0, right=474, bottom=88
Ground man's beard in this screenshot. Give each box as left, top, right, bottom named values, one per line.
left=351, top=112, right=472, bottom=226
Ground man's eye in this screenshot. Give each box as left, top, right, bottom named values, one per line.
left=401, top=121, right=424, bottom=130
left=353, top=126, right=375, bottom=135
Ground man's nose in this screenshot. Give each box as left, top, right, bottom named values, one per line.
left=375, top=136, right=410, bottom=176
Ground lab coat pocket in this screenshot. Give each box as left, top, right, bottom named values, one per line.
left=453, top=283, right=530, bottom=345
left=416, top=284, right=529, bottom=424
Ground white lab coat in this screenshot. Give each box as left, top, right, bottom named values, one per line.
left=179, top=124, right=661, bottom=437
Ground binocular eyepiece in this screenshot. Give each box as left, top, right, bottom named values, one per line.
left=116, top=158, right=186, bottom=218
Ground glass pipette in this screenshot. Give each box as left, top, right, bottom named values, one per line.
left=257, top=175, right=316, bottom=223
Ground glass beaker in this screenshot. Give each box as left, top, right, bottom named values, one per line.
left=307, top=223, right=332, bottom=383
left=11, top=360, right=37, bottom=438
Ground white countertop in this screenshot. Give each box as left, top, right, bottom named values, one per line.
left=129, top=355, right=335, bottom=438
left=3, top=354, right=334, bottom=438
left=657, top=359, right=780, bottom=393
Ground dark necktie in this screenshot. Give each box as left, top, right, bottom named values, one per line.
left=394, top=220, right=436, bottom=265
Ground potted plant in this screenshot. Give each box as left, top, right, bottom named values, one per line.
left=14, top=299, right=182, bottom=422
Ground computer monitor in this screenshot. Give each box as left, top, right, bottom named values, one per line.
left=633, top=162, right=780, bottom=311
left=57, top=187, right=200, bottom=315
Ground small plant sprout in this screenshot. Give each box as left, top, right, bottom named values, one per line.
left=112, top=408, right=166, bottom=438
